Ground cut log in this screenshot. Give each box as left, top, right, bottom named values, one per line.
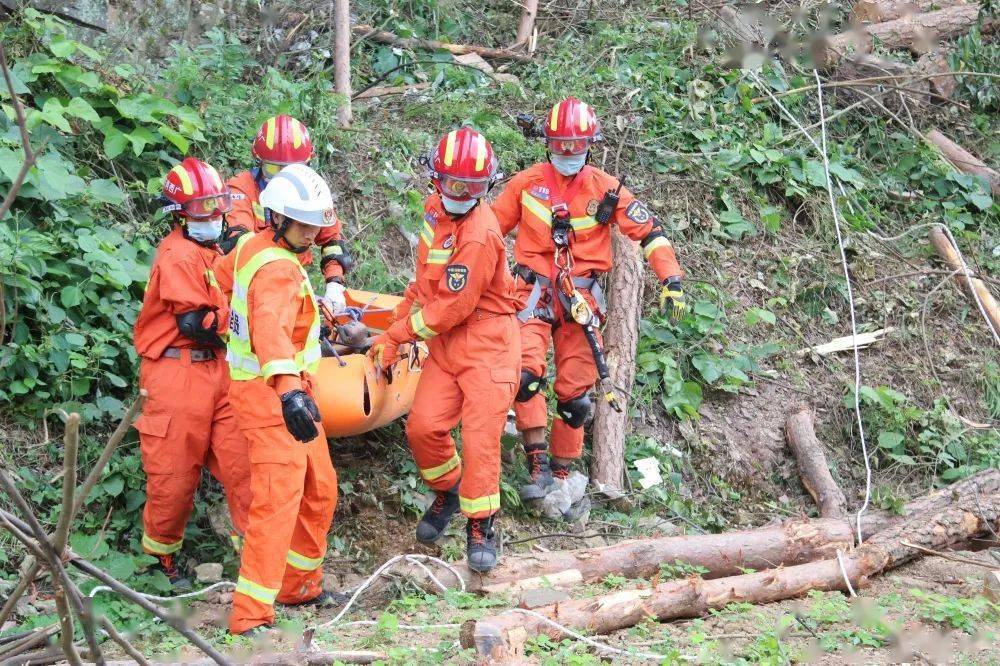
left=351, top=25, right=533, bottom=62
left=925, top=129, right=1000, bottom=196
left=824, top=4, right=982, bottom=65
left=464, top=475, right=1000, bottom=659
left=590, top=232, right=643, bottom=497
left=927, top=225, right=1000, bottom=340
left=354, top=82, right=431, bottom=100
left=913, top=49, right=956, bottom=99
left=402, top=469, right=1000, bottom=593
left=785, top=406, right=848, bottom=518
left=851, top=0, right=970, bottom=24
left=332, top=0, right=352, bottom=127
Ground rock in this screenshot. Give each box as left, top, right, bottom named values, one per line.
left=519, top=587, right=569, bottom=609
left=194, top=563, right=224, bottom=584
left=635, top=515, right=679, bottom=536
left=984, top=570, right=1000, bottom=602
left=892, top=575, right=937, bottom=592
left=31, top=599, right=57, bottom=615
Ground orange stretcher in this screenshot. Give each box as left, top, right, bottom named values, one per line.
left=312, top=289, right=426, bottom=437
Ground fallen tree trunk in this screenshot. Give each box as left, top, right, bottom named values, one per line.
left=928, top=225, right=1000, bottom=340
left=785, top=406, right=848, bottom=518
left=511, top=0, right=538, bottom=49
left=351, top=25, right=533, bottom=62
left=332, top=0, right=352, bottom=127
left=824, top=4, right=982, bottom=65
left=463, top=474, right=1000, bottom=660
left=912, top=50, right=956, bottom=99
left=399, top=470, right=999, bottom=593
left=925, top=129, right=1000, bottom=196
left=851, top=0, right=970, bottom=24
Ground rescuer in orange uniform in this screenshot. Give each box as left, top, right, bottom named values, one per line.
left=133, top=157, right=252, bottom=589
left=493, top=98, right=686, bottom=516
left=215, top=163, right=340, bottom=636
left=222, top=114, right=354, bottom=314
left=369, top=127, right=518, bottom=572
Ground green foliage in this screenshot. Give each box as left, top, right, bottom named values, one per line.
left=911, top=590, right=1000, bottom=633
left=658, top=559, right=709, bottom=579
left=950, top=27, right=1000, bottom=112
left=637, top=284, right=777, bottom=420
left=845, top=385, right=1000, bottom=481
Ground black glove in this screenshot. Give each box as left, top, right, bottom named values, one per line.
left=279, top=390, right=321, bottom=443
left=218, top=224, right=250, bottom=255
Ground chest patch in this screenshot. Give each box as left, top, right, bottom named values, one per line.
left=443, top=235, right=455, bottom=249
left=586, top=199, right=599, bottom=216
left=445, top=264, right=469, bottom=292
left=625, top=200, right=652, bottom=224
left=528, top=185, right=550, bottom=201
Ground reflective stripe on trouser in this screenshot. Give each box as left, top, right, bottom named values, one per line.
left=405, top=316, right=520, bottom=519
left=512, top=285, right=600, bottom=460
left=228, top=420, right=337, bottom=635
left=137, top=355, right=252, bottom=556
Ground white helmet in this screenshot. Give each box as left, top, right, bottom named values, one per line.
left=259, top=163, right=336, bottom=227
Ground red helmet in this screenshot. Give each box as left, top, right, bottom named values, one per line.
left=429, top=127, right=498, bottom=201
left=543, top=97, right=600, bottom=155
left=252, top=115, right=313, bottom=175
left=161, top=157, right=232, bottom=219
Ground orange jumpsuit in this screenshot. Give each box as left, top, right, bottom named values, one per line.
left=132, top=226, right=251, bottom=557
left=389, top=195, right=519, bottom=518
left=215, top=230, right=338, bottom=634
left=226, top=170, right=347, bottom=282
left=492, top=162, right=683, bottom=459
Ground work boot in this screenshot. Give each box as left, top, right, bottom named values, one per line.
left=280, top=590, right=349, bottom=608
left=415, top=483, right=460, bottom=544
left=550, top=460, right=571, bottom=481
left=153, top=554, right=192, bottom=592
left=518, top=443, right=554, bottom=501
left=466, top=515, right=498, bottom=573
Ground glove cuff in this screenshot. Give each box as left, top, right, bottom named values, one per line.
left=387, top=320, right=412, bottom=345
left=663, top=276, right=682, bottom=287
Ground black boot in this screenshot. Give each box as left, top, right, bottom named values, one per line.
left=550, top=459, right=571, bottom=481
left=153, top=554, right=192, bottom=592
left=466, top=514, right=498, bottom=573
left=415, top=483, right=460, bottom=544
left=518, top=442, right=554, bottom=501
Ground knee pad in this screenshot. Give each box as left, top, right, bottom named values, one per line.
left=516, top=370, right=546, bottom=403
left=556, top=393, right=592, bottom=428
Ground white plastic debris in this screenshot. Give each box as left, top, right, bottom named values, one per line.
left=634, top=457, right=663, bottom=489
left=540, top=471, right=588, bottom=520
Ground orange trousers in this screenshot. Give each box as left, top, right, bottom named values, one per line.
left=135, top=352, right=251, bottom=556
left=406, top=314, right=519, bottom=519
left=228, top=401, right=337, bottom=634
left=513, top=285, right=601, bottom=460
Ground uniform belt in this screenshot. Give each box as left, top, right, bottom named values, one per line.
left=513, top=264, right=606, bottom=323
left=163, top=347, right=217, bottom=362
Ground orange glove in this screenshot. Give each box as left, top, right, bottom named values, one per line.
left=367, top=322, right=410, bottom=372
left=367, top=332, right=400, bottom=370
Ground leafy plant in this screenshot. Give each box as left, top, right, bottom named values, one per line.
left=911, top=590, right=1000, bottom=633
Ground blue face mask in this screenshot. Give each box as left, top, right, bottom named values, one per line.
left=187, top=218, right=223, bottom=242
left=441, top=195, right=477, bottom=216
left=550, top=153, right=587, bottom=176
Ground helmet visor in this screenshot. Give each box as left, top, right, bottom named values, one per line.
left=181, top=192, right=233, bottom=219
left=547, top=137, right=591, bottom=156
left=438, top=175, right=490, bottom=201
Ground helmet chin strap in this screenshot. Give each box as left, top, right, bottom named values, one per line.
left=271, top=215, right=310, bottom=253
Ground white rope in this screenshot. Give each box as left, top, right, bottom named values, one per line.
left=87, top=580, right=235, bottom=603
left=338, top=620, right=459, bottom=630
left=502, top=608, right=680, bottom=662
left=312, top=553, right=464, bottom=631
left=813, top=69, right=873, bottom=546
left=751, top=68, right=874, bottom=545
left=836, top=550, right=858, bottom=597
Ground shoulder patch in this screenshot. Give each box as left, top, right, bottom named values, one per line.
left=625, top=200, right=653, bottom=224
left=445, top=264, right=469, bottom=292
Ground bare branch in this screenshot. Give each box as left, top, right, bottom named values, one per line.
left=53, top=414, right=80, bottom=554
left=0, top=42, right=47, bottom=221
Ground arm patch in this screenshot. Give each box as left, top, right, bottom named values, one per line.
left=445, top=265, right=469, bottom=292
left=625, top=200, right=653, bottom=224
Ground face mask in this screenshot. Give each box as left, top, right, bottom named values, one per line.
left=187, top=218, right=223, bottom=243
left=550, top=153, right=587, bottom=176
left=441, top=195, right=477, bottom=216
